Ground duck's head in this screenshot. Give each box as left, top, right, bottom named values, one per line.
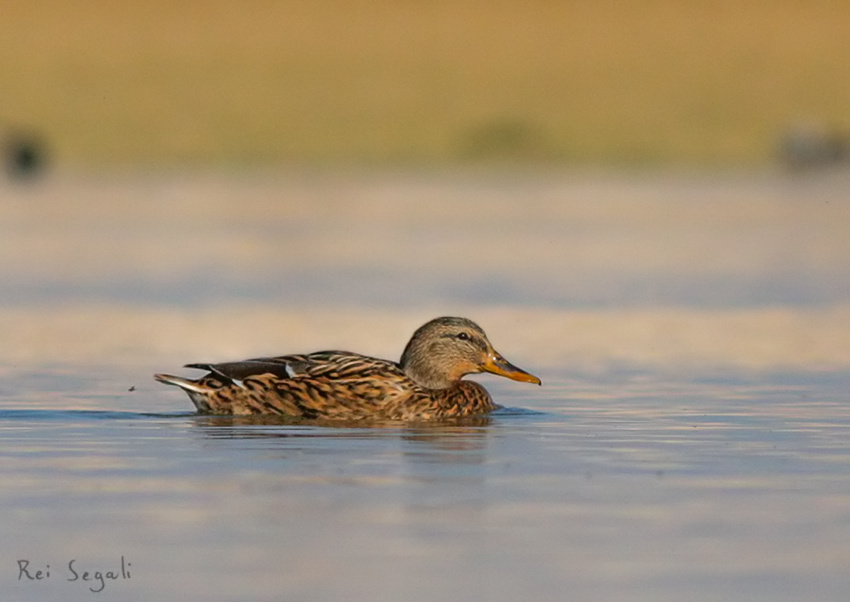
left=399, top=316, right=541, bottom=390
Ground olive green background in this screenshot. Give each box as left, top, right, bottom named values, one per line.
left=2, top=1, right=849, bottom=167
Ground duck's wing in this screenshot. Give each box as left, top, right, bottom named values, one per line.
left=185, top=356, right=309, bottom=382
left=186, top=351, right=403, bottom=384
left=160, top=351, right=417, bottom=418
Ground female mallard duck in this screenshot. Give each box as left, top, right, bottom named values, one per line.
left=154, top=316, right=540, bottom=421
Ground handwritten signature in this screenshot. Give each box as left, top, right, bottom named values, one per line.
left=17, top=557, right=131, bottom=593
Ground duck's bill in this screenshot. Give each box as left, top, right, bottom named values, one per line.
left=483, top=353, right=542, bottom=385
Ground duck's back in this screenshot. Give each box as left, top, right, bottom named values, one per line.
left=157, top=350, right=415, bottom=419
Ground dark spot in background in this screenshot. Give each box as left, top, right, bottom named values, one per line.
left=4, top=129, right=48, bottom=180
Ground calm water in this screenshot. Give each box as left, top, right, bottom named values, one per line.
left=2, top=171, right=850, bottom=601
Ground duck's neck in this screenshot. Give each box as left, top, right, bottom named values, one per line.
left=399, top=357, right=456, bottom=390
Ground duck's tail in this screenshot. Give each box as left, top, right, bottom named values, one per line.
left=154, top=373, right=213, bottom=413
left=154, top=373, right=206, bottom=393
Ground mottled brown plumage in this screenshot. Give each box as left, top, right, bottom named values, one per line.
left=154, top=316, right=540, bottom=421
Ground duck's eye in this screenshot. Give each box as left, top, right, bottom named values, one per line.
left=456, top=332, right=470, bottom=341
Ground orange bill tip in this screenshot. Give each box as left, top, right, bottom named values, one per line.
left=482, top=353, right=542, bottom=385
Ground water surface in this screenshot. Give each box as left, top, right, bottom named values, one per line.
left=2, top=171, right=850, bottom=601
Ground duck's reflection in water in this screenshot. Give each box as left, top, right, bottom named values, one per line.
left=190, top=413, right=494, bottom=465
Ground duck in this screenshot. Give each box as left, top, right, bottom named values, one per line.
left=154, top=316, right=540, bottom=421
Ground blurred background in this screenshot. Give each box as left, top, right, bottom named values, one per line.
left=1, top=0, right=850, bottom=373
left=2, top=0, right=850, bottom=169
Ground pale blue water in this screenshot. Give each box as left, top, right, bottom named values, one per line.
left=2, top=172, right=850, bottom=601
left=3, top=366, right=850, bottom=601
